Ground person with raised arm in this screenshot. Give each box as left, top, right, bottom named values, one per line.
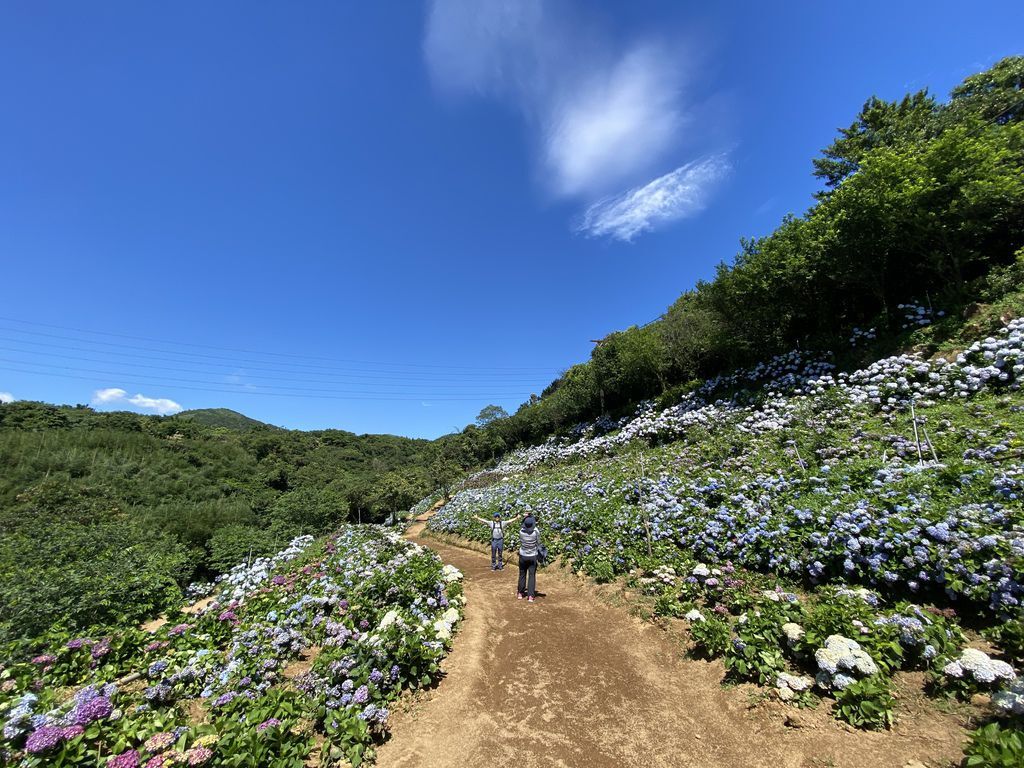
left=517, top=514, right=542, bottom=603
left=472, top=511, right=521, bottom=570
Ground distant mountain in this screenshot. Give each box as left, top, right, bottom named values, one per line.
left=174, top=408, right=282, bottom=431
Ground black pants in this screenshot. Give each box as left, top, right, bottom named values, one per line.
left=518, top=554, right=538, bottom=597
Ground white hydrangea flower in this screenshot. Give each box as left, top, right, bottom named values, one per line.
left=684, top=609, right=705, bottom=623
left=441, top=564, right=463, bottom=583
left=815, top=635, right=878, bottom=683
left=776, top=672, right=813, bottom=693
left=949, top=648, right=1017, bottom=684
left=433, top=619, right=454, bottom=641
left=781, top=623, right=805, bottom=644
left=993, top=680, right=1024, bottom=716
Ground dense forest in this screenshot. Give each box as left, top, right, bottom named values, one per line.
left=0, top=403, right=434, bottom=644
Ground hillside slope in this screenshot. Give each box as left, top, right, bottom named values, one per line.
left=424, top=311, right=1024, bottom=762
left=174, top=408, right=282, bottom=431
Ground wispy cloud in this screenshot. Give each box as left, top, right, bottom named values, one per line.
left=424, top=0, right=727, bottom=235
left=92, top=387, right=182, bottom=416
left=0, top=392, right=13, bottom=404
left=544, top=46, right=684, bottom=197
left=577, top=155, right=730, bottom=241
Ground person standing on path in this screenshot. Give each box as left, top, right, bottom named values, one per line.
left=517, top=514, right=541, bottom=602
left=472, top=511, right=520, bottom=570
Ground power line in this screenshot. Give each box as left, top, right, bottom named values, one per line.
left=0, top=325, right=559, bottom=380
left=0, top=357, right=533, bottom=398
left=0, top=316, right=562, bottom=373
left=0, top=339, right=552, bottom=386
left=0, top=365, right=533, bottom=402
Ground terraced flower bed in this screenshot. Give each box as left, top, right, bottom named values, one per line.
left=426, top=318, right=1024, bottom=760
left=0, top=527, right=463, bottom=767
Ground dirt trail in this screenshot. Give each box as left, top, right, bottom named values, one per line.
left=376, top=522, right=967, bottom=768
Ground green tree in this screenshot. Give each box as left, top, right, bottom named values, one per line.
left=370, top=472, right=418, bottom=524
left=476, top=404, right=509, bottom=427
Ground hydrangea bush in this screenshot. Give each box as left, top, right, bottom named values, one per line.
left=0, top=527, right=463, bottom=767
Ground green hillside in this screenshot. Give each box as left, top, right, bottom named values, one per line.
left=0, top=401, right=433, bottom=644
left=174, top=408, right=282, bottom=431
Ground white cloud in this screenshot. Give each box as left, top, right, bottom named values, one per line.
left=0, top=392, right=13, bottom=404
left=424, top=0, right=717, bottom=209
left=577, top=155, right=730, bottom=241
left=544, top=47, right=683, bottom=197
left=92, top=387, right=182, bottom=416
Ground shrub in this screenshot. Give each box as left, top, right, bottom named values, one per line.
left=688, top=617, right=730, bottom=658
left=833, top=677, right=896, bottom=730
left=964, top=721, right=1024, bottom=768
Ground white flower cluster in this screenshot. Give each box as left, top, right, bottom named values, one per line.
left=639, top=565, right=677, bottom=593
left=213, top=535, right=316, bottom=602
left=898, top=302, right=944, bottom=329
left=475, top=318, right=1024, bottom=480
left=957, top=318, right=1024, bottom=391
left=781, top=623, right=805, bottom=645
left=942, top=648, right=1017, bottom=685
left=814, top=635, right=879, bottom=691
left=849, top=327, right=877, bottom=347
left=432, top=607, right=461, bottom=641
left=684, top=609, right=705, bottom=623
left=441, top=564, right=464, bottom=584
left=992, top=679, right=1024, bottom=716
left=776, top=672, right=814, bottom=701
left=836, top=587, right=880, bottom=607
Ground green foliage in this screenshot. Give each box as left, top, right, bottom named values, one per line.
left=206, top=524, right=281, bottom=573
left=0, top=401, right=435, bottom=644
left=174, top=408, right=282, bottom=431
left=832, top=677, right=897, bottom=730
left=963, top=722, right=1024, bottom=768
left=688, top=616, right=731, bottom=659
left=724, top=612, right=787, bottom=685
left=984, top=618, right=1024, bottom=666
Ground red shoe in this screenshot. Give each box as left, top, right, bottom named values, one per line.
left=517, top=593, right=524, bottom=600
left=527, top=596, right=535, bottom=603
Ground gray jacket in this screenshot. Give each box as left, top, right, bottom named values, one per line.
left=519, top=527, right=540, bottom=557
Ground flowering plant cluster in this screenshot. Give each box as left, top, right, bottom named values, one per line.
left=0, top=528, right=463, bottom=767
left=422, top=318, right=1024, bottom=742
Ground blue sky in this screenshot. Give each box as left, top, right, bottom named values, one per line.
left=1, top=1, right=1021, bottom=438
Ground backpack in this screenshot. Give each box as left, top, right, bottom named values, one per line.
left=537, top=542, right=549, bottom=566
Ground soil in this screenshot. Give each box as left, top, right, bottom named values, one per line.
left=375, top=521, right=970, bottom=768
left=282, top=645, right=321, bottom=680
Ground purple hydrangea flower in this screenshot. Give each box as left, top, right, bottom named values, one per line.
left=73, top=696, right=113, bottom=725
left=25, top=726, right=64, bottom=754
left=256, top=718, right=281, bottom=732
left=108, top=749, right=141, bottom=768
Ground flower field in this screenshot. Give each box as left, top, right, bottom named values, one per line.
left=0, top=527, right=463, bottom=767
left=427, top=318, right=1024, bottom=759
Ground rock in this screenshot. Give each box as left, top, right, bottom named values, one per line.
left=783, top=712, right=814, bottom=729
left=971, top=693, right=992, bottom=708
left=903, top=761, right=928, bottom=768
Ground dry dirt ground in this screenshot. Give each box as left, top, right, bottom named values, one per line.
left=375, top=521, right=970, bottom=768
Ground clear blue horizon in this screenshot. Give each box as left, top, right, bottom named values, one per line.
left=1, top=1, right=1021, bottom=438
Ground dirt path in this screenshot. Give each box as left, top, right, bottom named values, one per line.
left=376, top=522, right=967, bottom=768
